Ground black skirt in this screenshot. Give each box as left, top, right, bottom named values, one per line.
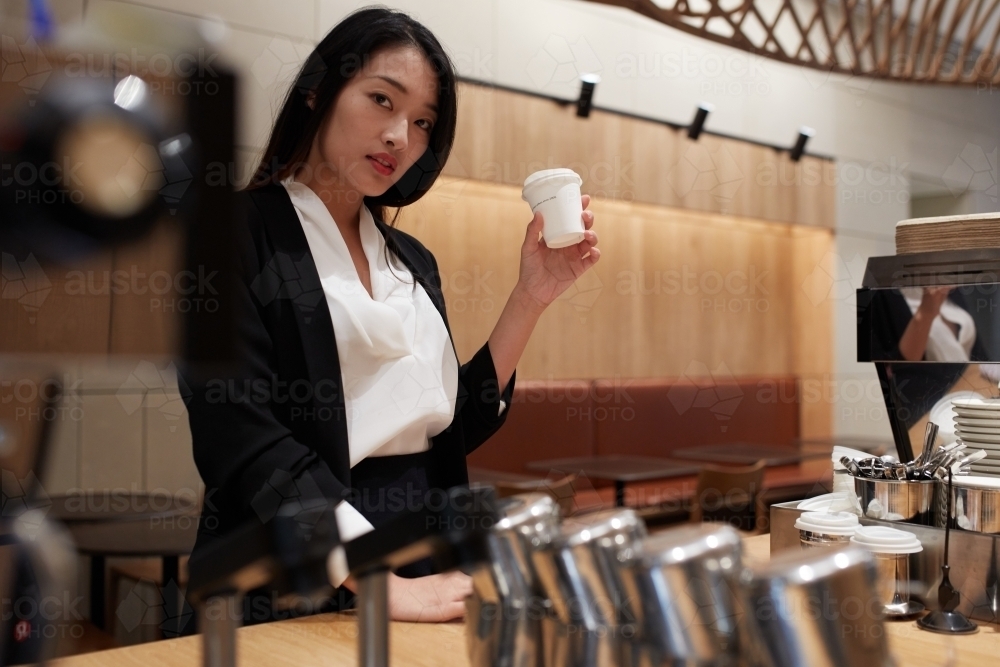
left=346, top=448, right=438, bottom=578
left=238, top=449, right=439, bottom=627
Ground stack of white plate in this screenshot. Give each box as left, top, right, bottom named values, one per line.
left=952, top=397, right=1000, bottom=477
left=930, top=391, right=985, bottom=446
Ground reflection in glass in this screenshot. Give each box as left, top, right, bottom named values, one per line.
left=862, top=284, right=1000, bottom=460
left=866, top=286, right=1000, bottom=363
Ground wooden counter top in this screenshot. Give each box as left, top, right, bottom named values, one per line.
left=49, top=611, right=465, bottom=667
left=52, top=533, right=997, bottom=667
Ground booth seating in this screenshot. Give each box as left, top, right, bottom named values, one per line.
left=468, top=376, right=804, bottom=512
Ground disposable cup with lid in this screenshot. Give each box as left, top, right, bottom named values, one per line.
left=850, top=526, right=923, bottom=554
left=851, top=525, right=924, bottom=618
left=521, top=168, right=585, bottom=249
left=794, top=511, right=859, bottom=536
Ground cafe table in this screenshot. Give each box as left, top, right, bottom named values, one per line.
left=48, top=533, right=998, bottom=667
left=48, top=492, right=200, bottom=635
left=525, top=455, right=702, bottom=507
left=671, top=442, right=829, bottom=466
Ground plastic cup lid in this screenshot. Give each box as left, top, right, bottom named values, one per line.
left=793, top=511, right=859, bottom=536
left=522, top=168, right=582, bottom=193
left=797, top=493, right=854, bottom=513
left=850, top=525, right=923, bottom=554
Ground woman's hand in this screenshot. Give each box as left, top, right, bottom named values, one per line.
left=385, top=571, right=472, bottom=622
left=485, top=195, right=600, bottom=394
left=514, top=194, right=600, bottom=311
left=917, top=286, right=952, bottom=318
left=899, top=286, right=954, bottom=361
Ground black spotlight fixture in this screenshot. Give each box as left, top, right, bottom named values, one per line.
left=576, top=73, right=600, bottom=118
left=789, top=126, right=815, bottom=162
left=687, top=102, right=713, bottom=140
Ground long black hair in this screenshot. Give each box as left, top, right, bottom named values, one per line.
left=246, top=5, right=458, bottom=236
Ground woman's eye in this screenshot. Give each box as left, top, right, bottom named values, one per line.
left=373, top=93, right=432, bottom=131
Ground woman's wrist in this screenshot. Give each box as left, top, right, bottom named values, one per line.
left=510, top=282, right=547, bottom=318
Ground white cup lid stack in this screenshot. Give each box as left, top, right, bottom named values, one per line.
left=851, top=526, right=923, bottom=554
left=794, top=511, right=859, bottom=536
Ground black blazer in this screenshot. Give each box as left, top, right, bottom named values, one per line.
left=182, top=182, right=516, bottom=559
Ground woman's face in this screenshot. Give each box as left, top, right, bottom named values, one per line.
left=305, top=45, right=439, bottom=199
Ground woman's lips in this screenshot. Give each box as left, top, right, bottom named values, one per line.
left=367, top=156, right=394, bottom=176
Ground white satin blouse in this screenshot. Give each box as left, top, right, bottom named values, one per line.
left=280, top=176, right=460, bottom=569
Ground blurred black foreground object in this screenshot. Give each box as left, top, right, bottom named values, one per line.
left=184, top=485, right=498, bottom=667
left=0, top=4, right=239, bottom=376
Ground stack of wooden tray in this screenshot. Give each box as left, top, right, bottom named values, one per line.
left=896, top=212, right=1000, bottom=254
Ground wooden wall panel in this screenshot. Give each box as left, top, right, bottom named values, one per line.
left=108, top=219, right=184, bottom=356
left=448, top=82, right=835, bottom=230
left=0, top=218, right=184, bottom=356
left=394, top=177, right=835, bottom=387
left=0, top=249, right=114, bottom=354
left=791, top=227, right=837, bottom=438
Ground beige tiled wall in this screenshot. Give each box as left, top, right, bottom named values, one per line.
left=11, top=354, right=201, bottom=638
left=41, top=357, right=202, bottom=498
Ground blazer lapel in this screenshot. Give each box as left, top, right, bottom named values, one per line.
left=246, top=184, right=352, bottom=479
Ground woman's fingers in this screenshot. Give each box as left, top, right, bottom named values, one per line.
left=582, top=194, right=591, bottom=209
left=416, top=574, right=470, bottom=622
left=442, top=572, right=472, bottom=600
left=387, top=572, right=474, bottom=622
left=582, top=208, right=594, bottom=230
left=572, top=233, right=601, bottom=263
left=579, top=246, right=601, bottom=267
left=571, top=230, right=598, bottom=256
left=425, top=600, right=466, bottom=623
left=523, top=211, right=544, bottom=251
left=443, top=600, right=467, bottom=620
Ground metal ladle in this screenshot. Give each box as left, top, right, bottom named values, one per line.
left=917, top=467, right=978, bottom=635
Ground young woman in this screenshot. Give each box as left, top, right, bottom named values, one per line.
left=183, top=5, right=600, bottom=626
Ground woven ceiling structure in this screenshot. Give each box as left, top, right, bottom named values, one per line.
left=584, top=0, right=1000, bottom=84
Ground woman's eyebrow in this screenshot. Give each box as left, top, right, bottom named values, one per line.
left=369, top=74, right=439, bottom=113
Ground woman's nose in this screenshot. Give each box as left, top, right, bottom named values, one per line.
left=383, top=116, right=408, bottom=152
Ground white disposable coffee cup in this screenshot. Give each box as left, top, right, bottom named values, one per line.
left=521, top=168, right=585, bottom=249
left=794, top=511, right=859, bottom=549
left=850, top=525, right=922, bottom=554
left=851, top=526, right=922, bottom=614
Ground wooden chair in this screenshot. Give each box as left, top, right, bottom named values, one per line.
left=492, top=473, right=579, bottom=517
left=689, top=460, right=767, bottom=534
